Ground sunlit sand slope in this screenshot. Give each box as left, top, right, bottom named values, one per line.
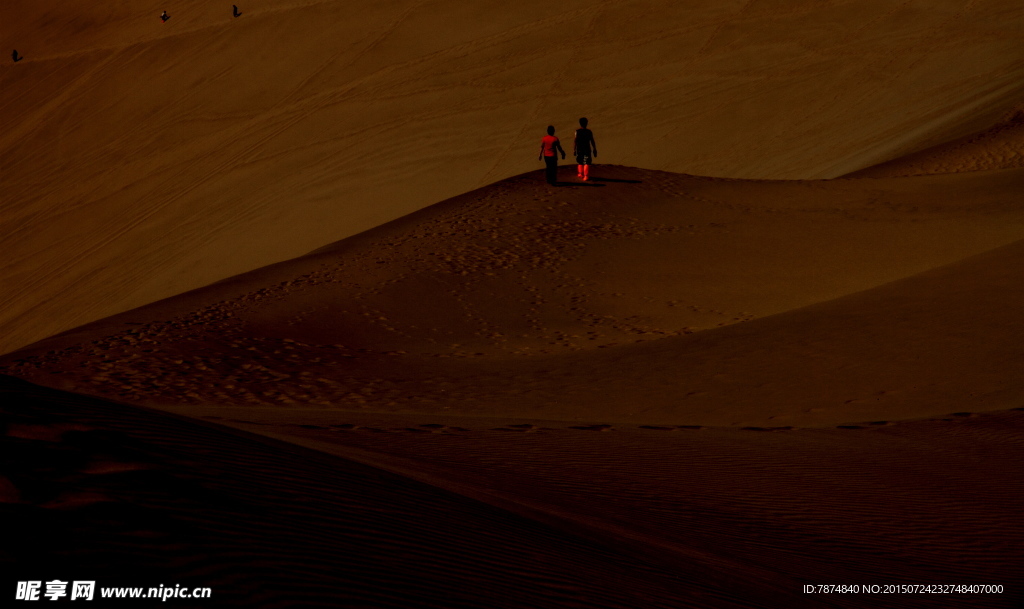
left=5, top=166, right=1023, bottom=427
left=847, top=107, right=1024, bottom=177
left=2, top=0, right=1022, bottom=355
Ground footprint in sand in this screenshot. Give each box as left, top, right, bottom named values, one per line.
left=637, top=425, right=707, bottom=431
left=741, top=426, right=795, bottom=432
left=79, top=458, right=156, bottom=475
left=41, top=490, right=119, bottom=510
left=418, top=424, right=470, bottom=433
left=320, top=423, right=471, bottom=433
left=3, top=427, right=159, bottom=509
left=0, top=475, right=21, bottom=503
left=492, top=424, right=541, bottom=432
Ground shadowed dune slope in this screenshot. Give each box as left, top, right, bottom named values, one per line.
left=2, top=0, right=1023, bottom=355
left=847, top=106, right=1024, bottom=177
left=207, top=406, right=1024, bottom=609
left=5, top=166, right=1024, bottom=427
left=0, top=375, right=755, bottom=609
left=4, top=375, right=1022, bottom=608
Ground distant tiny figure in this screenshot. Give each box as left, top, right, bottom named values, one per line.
left=539, top=125, right=566, bottom=186
left=160, top=11, right=170, bottom=23
left=233, top=5, right=241, bottom=17
left=12, top=50, right=22, bottom=63
left=573, top=117, right=598, bottom=181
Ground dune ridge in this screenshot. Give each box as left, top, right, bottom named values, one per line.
left=5, top=165, right=1024, bottom=428
left=3, top=0, right=1023, bottom=355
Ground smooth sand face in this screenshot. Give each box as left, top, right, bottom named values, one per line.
left=2, top=0, right=1022, bottom=356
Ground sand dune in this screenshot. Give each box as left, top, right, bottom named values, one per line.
left=4, top=371, right=1022, bottom=607
left=847, top=106, right=1024, bottom=177
left=6, top=165, right=1024, bottom=427
left=3, top=375, right=743, bottom=609
left=2, top=0, right=1022, bottom=355
left=6, top=163, right=1024, bottom=604
left=5, top=2, right=1024, bottom=606
left=214, top=406, right=1024, bottom=609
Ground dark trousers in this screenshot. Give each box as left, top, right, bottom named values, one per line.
left=544, top=156, right=558, bottom=185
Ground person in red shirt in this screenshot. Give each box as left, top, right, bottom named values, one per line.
left=538, top=125, right=566, bottom=186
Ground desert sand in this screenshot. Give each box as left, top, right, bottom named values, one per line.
left=3, top=1, right=1024, bottom=607
left=2, top=0, right=1023, bottom=355
left=5, top=374, right=1022, bottom=608
left=846, top=105, right=1024, bottom=177
left=7, top=164, right=1024, bottom=427
left=4, top=162, right=1023, bottom=606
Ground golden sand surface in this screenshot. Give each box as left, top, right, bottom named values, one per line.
left=3, top=2, right=1024, bottom=607
left=6, top=165, right=1024, bottom=427
left=2, top=0, right=1022, bottom=355
left=4, top=162, right=1024, bottom=605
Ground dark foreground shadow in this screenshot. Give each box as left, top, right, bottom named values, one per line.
left=590, top=177, right=642, bottom=184
left=0, top=374, right=713, bottom=609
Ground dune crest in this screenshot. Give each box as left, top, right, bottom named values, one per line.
left=5, top=165, right=1024, bottom=427
left=3, top=0, right=1023, bottom=355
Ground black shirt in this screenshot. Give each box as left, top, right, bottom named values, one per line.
left=575, top=128, right=594, bottom=155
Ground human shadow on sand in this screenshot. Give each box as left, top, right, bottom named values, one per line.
left=590, top=177, right=642, bottom=184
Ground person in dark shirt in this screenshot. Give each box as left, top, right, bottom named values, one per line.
left=233, top=5, right=242, bottom=18
left=12, top=50, right=22, bottom=62
left=160, top=11, right=170, bottom=23
left=538, top=125, right=566, bottom=186
left=573, top=117, right=598, bottom=181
